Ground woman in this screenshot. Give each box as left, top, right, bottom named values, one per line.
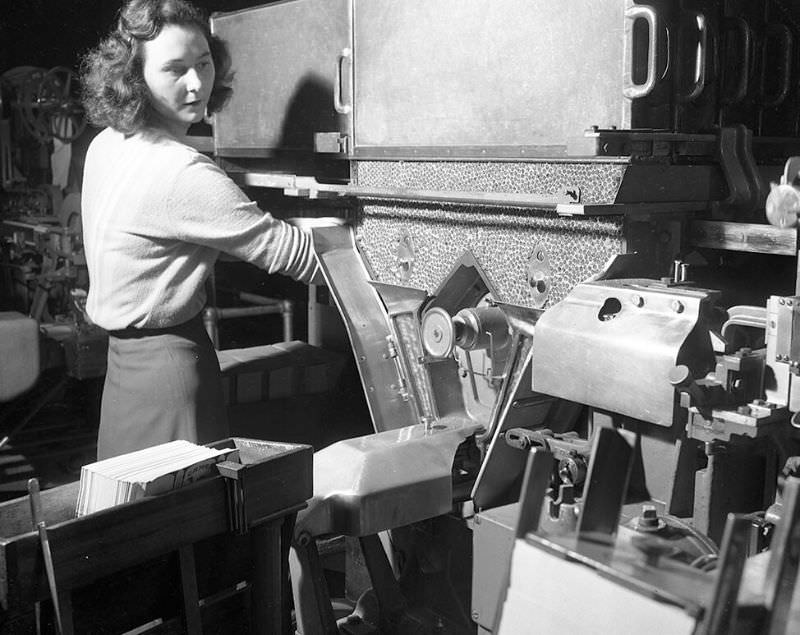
left=80, top=0, right=318, bottom=459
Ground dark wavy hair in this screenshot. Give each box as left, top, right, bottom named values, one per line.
left=80, top=0, right=233, bottom=134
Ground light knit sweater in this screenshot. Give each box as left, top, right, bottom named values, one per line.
left=81, top=128, right=317, bottom=330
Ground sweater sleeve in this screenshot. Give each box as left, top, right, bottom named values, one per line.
left=161, top=155, right=318, bottom=283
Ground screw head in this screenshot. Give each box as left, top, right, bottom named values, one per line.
left=641, top=504, right=658, bottom=521
left=671, top=300, right=684, bottom=313
left=635, top=504, right=666, bottom=532
left=631, top=294, right=644, bottom=307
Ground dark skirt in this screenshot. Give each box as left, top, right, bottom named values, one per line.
left=97, top=314, right=229, bottom=460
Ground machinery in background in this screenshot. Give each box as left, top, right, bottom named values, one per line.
left=210, top=0, right=800, bottom=631
left=31, top=0, right=788, bottom=631
left=0, top=64, right=101, bottom=381
left=0, top=64, right=104, bottom=483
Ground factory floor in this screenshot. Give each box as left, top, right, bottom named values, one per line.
left=0, top=370, right=100, bottom=502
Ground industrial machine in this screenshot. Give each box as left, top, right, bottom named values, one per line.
left=207, top=0, right=800, bottom=632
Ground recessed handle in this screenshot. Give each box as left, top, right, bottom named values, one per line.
left=760, top=23, right=793, bottom=108
left=680, top=12, right=708, bottom=102
left=720, top=17, right=753, bottom=105
left=334, top=47, right=352, bottom=115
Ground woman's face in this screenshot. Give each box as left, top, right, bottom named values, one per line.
left=141, top=24, right=215, bottom=136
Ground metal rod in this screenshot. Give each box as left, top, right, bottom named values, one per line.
left=238, top=291, right=285, bottom=306
left=281, top=302, right=293, bottom=342
left=213, top=305, right=285, bottom=319
left=204, top=292, right=294, bottom=345
left=28, top=478, right=64, bottom=635
left=237, top=172, right=564, bottom=210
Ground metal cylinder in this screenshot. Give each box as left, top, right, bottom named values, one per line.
left=452, top=306, right=510, bottom=351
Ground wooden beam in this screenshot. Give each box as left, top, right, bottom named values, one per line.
left=690, top=220, right=797, bottom=255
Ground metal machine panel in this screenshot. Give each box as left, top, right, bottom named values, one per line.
left=313, top=225, right=420, bottom=433
left=532, top=279, right=718, bottom=426
left=497, top=535, right=699, bottom=634
left=353, top=0, right=676, bottom=157
left=296, top=420, right=480, bottom=537
left=354, top=161, right=628, bottom=308
left=471, top=504, right=517, bottom=632
left=211, top=0, right=351, bottom=156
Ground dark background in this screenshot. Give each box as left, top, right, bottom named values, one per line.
left=0, top=0, right=309, bottom=349
left=0, top=0, right=268, bottom=73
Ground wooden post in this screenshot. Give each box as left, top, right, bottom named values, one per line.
left=250, top=520, right=283, bottom=634
left=178, top=545, right=203, bottom=634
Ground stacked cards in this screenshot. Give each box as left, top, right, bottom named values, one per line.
left=76, top=440, right=239, bottom=517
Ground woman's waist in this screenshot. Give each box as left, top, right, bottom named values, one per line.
left=108, top=312, right=205, bottom=339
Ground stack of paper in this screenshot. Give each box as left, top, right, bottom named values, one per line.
left=76, top=440, right=239, bottom=517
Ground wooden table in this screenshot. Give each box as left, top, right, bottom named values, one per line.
left=0, top=438, right=312, bottom=634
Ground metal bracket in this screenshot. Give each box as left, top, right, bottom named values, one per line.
left=217, top=461, right=249, bottom=534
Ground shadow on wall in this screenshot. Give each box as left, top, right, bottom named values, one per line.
left=277, top=72, right=346, bottom=152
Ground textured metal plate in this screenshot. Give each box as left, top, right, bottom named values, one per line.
left=354, top=161, right=626, bottom=308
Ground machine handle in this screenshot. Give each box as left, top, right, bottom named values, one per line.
left=760, top=23, right=793, bottom=108
left=721, top=305, right=767, bottom=341
left=333, top=47, right=352, bottom=115
left=680, top=12, right=708, bottom=102
left=623, top=4, right=660, bottom=99
left=720, top=17, right=753, bottom=105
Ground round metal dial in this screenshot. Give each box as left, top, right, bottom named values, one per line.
left=421, top=307, right=455, bottom=359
